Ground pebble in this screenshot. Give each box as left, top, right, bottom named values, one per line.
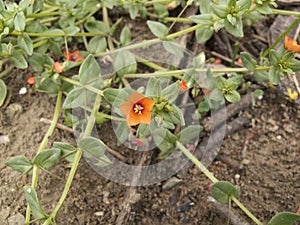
left=276, top=135, right=282, bottom=140
left=162, top=177, right=182, bottom=190
left=18, top=87, right=27, bottom=95
left=94, top=211, right=104, bottom=216
left=7, top=213, right=25, bottom=225
left=5, top=103, right=23, bottom=119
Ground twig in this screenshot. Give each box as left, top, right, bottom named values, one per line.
left=40, top=118, right=74, bottom=134
left=40, top=118, right=127, bottom=162
left=211, top=51, right=243, bottom=68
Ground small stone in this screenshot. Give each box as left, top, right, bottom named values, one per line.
left=234, top=174, right=240, bottom=182
left=94, top=211, right=104, bottom=216
left=276, top=135, right=282, bottom=140
left=0, top=134, right=9, bottom=144
left=18, top=87, right=27, bottom=95
left=7, top=213, right=25, bottom=225
left=5, top=103, right=23, bottom=119
left=162, top=177, right=182, bottom=190
left=283, top=124, right=293, bottom=133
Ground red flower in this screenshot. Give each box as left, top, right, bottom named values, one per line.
left=120, top=92, right=155, bottom=126
left=63, top=50, right=84, bottom=62
left=53, top=62, right=64, bottom=73
left=284, top=35, right=300, bottom=53
left=179, top=80, right=188, bottom=92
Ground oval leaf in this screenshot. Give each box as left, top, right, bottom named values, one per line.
left=8, top=51, right=28, bottom=68
left=17, top=33, right=33, bottom=55
left=14, top=12, right=25, bottom=31
left=0, top=79, right=7, bottom=107
left=87, top=36, right=107, bottom=54
left=113, top=49, right=136, bottom=77
left=147, top=21, right=168, bottom=39
left=267, top=212, right=300, bottom=225
left=23, top=186, right=47, bottom=220
left=78, top=136, right=106, bottom=159
left=211, top=181, right=240, bottom=204
left=5, top=155, right=32, bottom=174
left=79, top=54, right=101, bottom=85
left=33, top=148, right=61, bottom=170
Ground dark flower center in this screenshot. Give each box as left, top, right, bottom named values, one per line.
left=133, top=103, right=144, bottom=114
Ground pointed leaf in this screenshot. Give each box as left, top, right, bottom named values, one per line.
left=115, top=121, right=130, bottom=145
left=78, top=136, right=106, bottom=159
left=17, top=33, right=33, bottom=55
left=147, top=21, right=168, bottom=39
left=63, top=87, right=88, bottom=109
left=33, top=148, right=61, bottom=170
left=224, top=17, right=243, bottom=37
left=79, top=54, right=100, bottom=85
left=0, top=79, right=7, bottom=107
left=178, top=125, right=202, bottom=143
left=225, top=90, right=240, bottom=103
left=211, top=181, right=240, bottom=204
left=120, top=26, right=131, bottom=46
left=84, top=20, right=110, bottom=34
left=267, top=212, right=300, bottom=225
left=23, top=186, right=47, bottom=220
left=8, top=51, right=28, bottom=68
left=5, top=155, right=32, bottom=174
left=113, top=49, right=137, bottom=77
left=195, top=26, right=214, bottom=43
left=14, top=12, right=25, bottom=31
left=53, top=142, right=76, bottom=162
left=240, top=52, right=256, bottom=72
left=163, top=40, right=184, bottom=58
left=145, top=77, right=162, bottom=97
left=88, top=36, right=107, bottom=54
left=161, top=81, right=180, bottom=102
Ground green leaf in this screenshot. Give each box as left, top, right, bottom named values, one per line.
left=115, top=121, right=130, bottom=145
left=19, top=0, right=31, bottom=11
left=240, top=52, right=256, bottom=72
left=63, top=26, right=80, bottom=36
left=53, top=142, right=76, bottom=163
left=198, top=97, right=210, bottom=113
left=211, top=181, right=240, bottom=204
left=42, top=28, right=64, bottom=36
left=236, top=0, right=251, bottom=15
left=254, top=71, right=269, bottom=82
left=113, top=49, right=137, bottom=77
left=212, top=4, right=228, bottom=18
left=17, top=33, right=33, bottom=55
left=146, top=77, right=162, bottom=97
left=154, top=3, right=169, bottom=17
left=0, top=79, right=7, bottom=107
left=79, top=54, right=100, bottom=85
left=103, top=88, right=122, bottom=103
left=84, top=20, right=110, bottom=34
left=128, top=4, right=139, bottom=19
left=23, top=186, right=47, bottom=220
left=224, top=17, right=243, bottom=37
left=267, top=212, right=300, bottom=225
left=8, top=51, right=28, bottom=68
left=161, top=81, right=180, bottom=102
left=78, top=136, right=106, bottom=159
left=35, top=73, right=59, bottom=97
left=268, top=67, right=280, bottom=85
left=63, top=87, right=94, bottom=109
left=14, top=12, right=25, bottom=31
left=269, top=49, right=282, bottom=66
left=199, top=0, right=212, bottom=13
left=153, top=127, right=177, bottom=159
left=256, top=4, right=272, bottom=14
left=87, top=36, right=107, bottom=54
left=253, top=89, right=264, bottom=97
left=147, top=21, right=168, bottom=39
left=33, top=148, right=61, bottom=170
left=189, top=14, right=213, bottom=25
left=28, top=53, right=53, bottom=72
left=162, top=40, right=184, bottom=58
left=195, top=26, right=214, bottom=43
left=120, top=26, right=131, bottom=46
left=169, top=104, right=185, bottom=125
left=5, top=155, right=32, bottom=174
left=178, top=125, right=202, bottom=143
left=225, top=90, right=240, bottom=103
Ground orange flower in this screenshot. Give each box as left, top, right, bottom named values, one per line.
left=179, top=80, right=188, bottom=92
left=63, top=50, right=84, bottom=62
left=53, top=62, right=64, bottom=73
left=284, top=35, right=300, bottom=53
left=27, top=76, right=35, bottom=85
left=120, top=92, right=155, bottom=126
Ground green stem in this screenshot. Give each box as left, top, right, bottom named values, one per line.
left=0, top=65, right=14, bottom=78
left=60, top=76, right=103, bottom=95
left=26, top=11, right=61, bottom=18
left=123, top=66, right=270, bottom=78
left=176, top=141, right=218, bottom=183
left=11, top=31, right=106, bottom=37
left=102, top=113, right=126, bottom=122
left=134, top=55, right=166, bottom=71
left=147, top=13, right=192, bottom=23
left=25, top=91, right=63, bottom=223
left=176, top=141, right=264, bottom=225
left=232, top=196, right=264, bottom=225
left=272, top=9, right=300, bottom=16
left=42, top=149, right=83, bottom=225
left=42, top=94, right=102, bottom=225
left=166, top=23, right=204, bottom=40
left=261, top=15, right=300, bottom=58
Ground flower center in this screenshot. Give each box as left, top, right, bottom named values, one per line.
left=133, top=103, right=144, bottom=114
left=70, top=55, right=77, bottom=61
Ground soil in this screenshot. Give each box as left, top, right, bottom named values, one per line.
left=1, top=4, right=300, bottom=225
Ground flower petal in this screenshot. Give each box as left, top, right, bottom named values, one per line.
left=139, top=97, right=155, bottom=111
left=127, top=111, right=142, bottom=126
left=120, top=101, right=132, bottom=116
left=128, top=92, right=145, bottom=103
left=138, top=110, right=152, bottom=124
